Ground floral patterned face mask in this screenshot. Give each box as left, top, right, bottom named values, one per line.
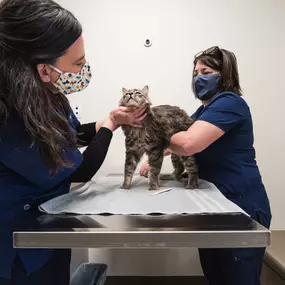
left=49, top=62, right=92, bottom=95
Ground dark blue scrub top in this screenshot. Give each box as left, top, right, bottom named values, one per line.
left=0, top=110, right=82, bottom=278
left=191, top=92, right=271, bottom=225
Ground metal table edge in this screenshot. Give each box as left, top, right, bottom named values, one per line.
left=13, top=228, right=271, bottom=249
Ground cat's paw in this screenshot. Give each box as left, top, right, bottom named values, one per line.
left=120, top=183, right=131, bottom=190
left=185, top=180, right=198, bottom=190
left=185, top=184, right=195, bottom=190
left=149, top=185, right=160, bottom=191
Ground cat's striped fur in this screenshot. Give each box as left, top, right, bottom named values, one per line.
left=120, top=86, right=198, bottom=190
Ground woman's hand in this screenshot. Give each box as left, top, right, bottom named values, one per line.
left=140, top=161, right=150, bottom=177
left=164, top=148, right=172, bottom=156
left=95, top=106, right=147, bottom=133
left=101, top=117, right=119, bottom=132
left=109, top=106, right=147, bottom=127
left=139, top=149, right=171, bottom=178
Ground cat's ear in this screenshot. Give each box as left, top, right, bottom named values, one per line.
left=122, top=88, right=127, bottom=95
left=142, top=85, right=149, bottom=96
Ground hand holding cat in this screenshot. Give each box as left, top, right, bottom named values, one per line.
left=139, top=149, right=172, bottom=178
left=109, top=106, right=147, bottom=127
left=140, top=161, right=150, bottom=177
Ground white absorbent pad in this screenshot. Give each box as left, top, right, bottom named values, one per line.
left=39, top=174, right=247, bottom=215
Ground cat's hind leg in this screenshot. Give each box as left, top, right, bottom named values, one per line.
left=121, top=146, right=145, bottom=190
left=159, top=154, right=185, bottom=181
left=171, top=154, right=185, bottom=181
left=147, top=149, right=164, bottom=191
left=181, top=156, right=198, bottom=189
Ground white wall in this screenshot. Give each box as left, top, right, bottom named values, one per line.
left=57, top=0, right=285, bottom=276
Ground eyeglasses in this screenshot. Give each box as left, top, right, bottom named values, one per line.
left=194, top=46, right=221, bottom=59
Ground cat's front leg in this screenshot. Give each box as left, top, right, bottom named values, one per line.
left=121, top=148, right=144, bottom=190
left=147, top=149, right=164, bottom=191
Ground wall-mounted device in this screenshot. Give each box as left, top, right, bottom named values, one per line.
left=144, top=39, right=152, bottom=47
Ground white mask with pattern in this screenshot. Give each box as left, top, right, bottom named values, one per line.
left=49, top=62, right=92, bottom=95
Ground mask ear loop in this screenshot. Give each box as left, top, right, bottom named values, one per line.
left=49, top=65, right=63, bottom=74
left=49, top=62, right=89, bottom=76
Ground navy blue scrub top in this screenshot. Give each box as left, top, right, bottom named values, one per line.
left=0, top=110, right=82, bottom=279
left=191, top=92, right=271, bottom=223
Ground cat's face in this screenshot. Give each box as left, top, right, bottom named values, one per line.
left=119, top=86, right=151, bottom=107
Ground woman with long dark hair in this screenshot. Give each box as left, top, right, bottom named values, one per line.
left=0, top=0, right=146, bottom=284
left=140, top=46, right=271, bottom=285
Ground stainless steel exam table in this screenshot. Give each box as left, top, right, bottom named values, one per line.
left=13, top=212, right=270, bottom=249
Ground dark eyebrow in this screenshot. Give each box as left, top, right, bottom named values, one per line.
left=195, top=67, right=211, bottom=72
left=73, top=55, right=85, bottom=64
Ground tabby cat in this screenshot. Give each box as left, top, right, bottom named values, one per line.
left=120, top=86, right=198, bottom=191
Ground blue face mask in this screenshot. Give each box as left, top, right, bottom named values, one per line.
left=193, top=74, right=221, bottom=101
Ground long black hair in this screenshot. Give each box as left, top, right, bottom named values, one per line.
left=0, top=0, right=82, bottom=174
left=193, top=46, right=242, bottom=96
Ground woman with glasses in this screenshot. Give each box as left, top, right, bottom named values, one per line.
left=140, top=46, right=271, bottom=285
